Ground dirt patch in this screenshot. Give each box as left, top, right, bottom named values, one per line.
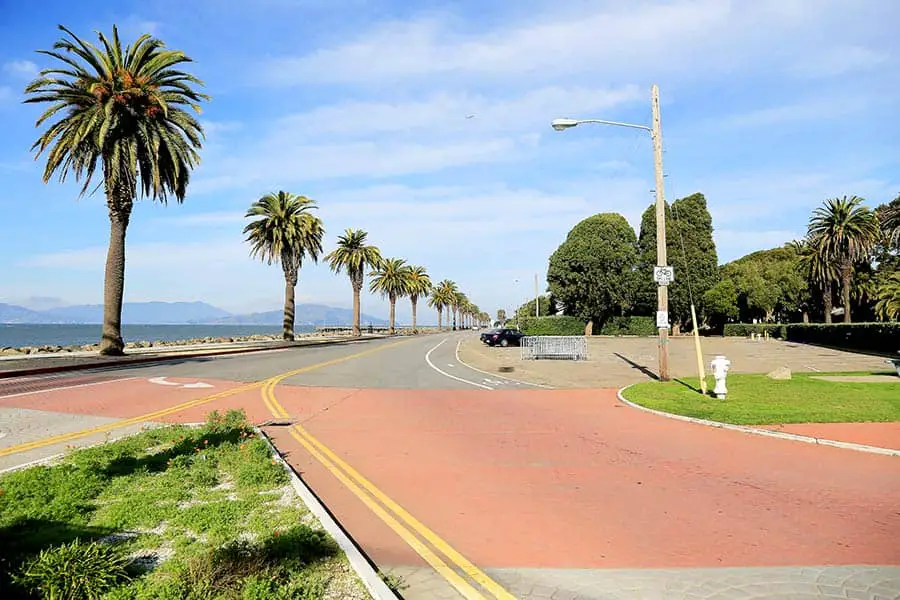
left=458, top=336, right=892, bottom=389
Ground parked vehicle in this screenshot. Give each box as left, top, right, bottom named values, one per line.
left=480, top=328, right=524, bottom=347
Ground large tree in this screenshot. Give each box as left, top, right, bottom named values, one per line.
left=369, top=258, right=410, bottom=335
left=547, top=212, right=638, bottom=330
left=807, top=196, right=880, bottom=323
left=325, top=229, right=382, bottom=337
left=405, top=266, right=432, bottom=332
left=878, top=195, right=900, bottom=248
left=243, top=192, right=324, bottom=340
left=635, top=193, right=719, bottom=329
left=26, top=25, right=207, bottom=355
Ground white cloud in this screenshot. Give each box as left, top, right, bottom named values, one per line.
left=2, top=60, right=38, bottom=79
left=789, top=45, right=890, bottom=78
left=258, top=0, right=887, bottom=86
left=711, top=93, right=881, bottom=131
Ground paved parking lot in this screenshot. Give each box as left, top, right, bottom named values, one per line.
left=458, top=335, right=894, bottom=388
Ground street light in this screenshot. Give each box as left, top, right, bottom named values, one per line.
left=550, top=85, right=677, bottom=382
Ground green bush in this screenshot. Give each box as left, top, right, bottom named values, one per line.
left=518, top=316, right=585, bottom=336
left=598, top=316, right=657, bottom=336
left=723, top=323, right=786, bottom=338
left=13, top=538, right=130, bottom=599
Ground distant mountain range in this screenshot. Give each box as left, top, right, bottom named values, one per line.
left=0, top=301, right=388, bottom=326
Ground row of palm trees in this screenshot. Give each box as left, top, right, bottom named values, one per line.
left=792, top=195, right=899, bottom=322
left=243, top=191, right=489, bottom=340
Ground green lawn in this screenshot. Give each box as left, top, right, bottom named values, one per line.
left=621, top=372, right=900, bottom=425
left=0, top=410, right=371, bottom=600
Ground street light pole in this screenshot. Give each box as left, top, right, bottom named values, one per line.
left=550, top=84, right=672, bottom=381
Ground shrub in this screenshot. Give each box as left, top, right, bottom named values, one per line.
left=518, top=316, right=584, bottom=336
left=598, top=316, right=657, bottom=336
left=723, top=323, right=786, bottom=338
left=13, top=538, right=131, bottom=599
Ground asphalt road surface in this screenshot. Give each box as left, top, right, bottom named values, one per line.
left=1, top=332, right=898, bottom=600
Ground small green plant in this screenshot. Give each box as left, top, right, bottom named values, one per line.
left=379, top=570, right=409, bottom=592
left=13, top=538, right=131, bottom=599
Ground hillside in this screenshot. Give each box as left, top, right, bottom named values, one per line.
left=200, top=304, right=388, bottom=326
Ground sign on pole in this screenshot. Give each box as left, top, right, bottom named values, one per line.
left=653, top=266, right=675, bottom=286
left=656, top=310, right=670, bottom=328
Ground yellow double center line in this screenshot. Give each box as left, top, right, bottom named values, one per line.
left=261, top=370, right=514, bottom=599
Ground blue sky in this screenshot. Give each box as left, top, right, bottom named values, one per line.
left=0, top=0, right=897, bottom=321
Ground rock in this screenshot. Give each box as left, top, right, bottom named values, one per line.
left=0, top=347, right=22, bottom=355
left=767, top=367, right=792, bottom=380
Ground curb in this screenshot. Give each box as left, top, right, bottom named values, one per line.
left=0, top=336, right=381, bottom=380
left=616, top=384, right=900, bottom=458
left=257, top=429, right=398, bottom=600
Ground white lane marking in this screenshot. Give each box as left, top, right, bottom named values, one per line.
left=425, top=340, right=493, bottom=390
left=806, top=365, right=822, bottom=372
left=182, top=382, right=214, bottom=389
left=148, top=376, right=180, bottom=386
left=0, top=377, right=137, bottom=400
left=149, top=376, right=213, bottom=389
left=454, top=340, right=553, bottom=389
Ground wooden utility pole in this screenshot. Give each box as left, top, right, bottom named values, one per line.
left=650, top=84, right=670, bottom=381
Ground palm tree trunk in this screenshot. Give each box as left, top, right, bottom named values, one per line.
left=282, top=269, right=297, bottom=341
left=437, top=307, right=443, bottom=330
left=389, top=295, right=396, bottom=335
left=411, top=296, right=418, bottom=332
left=99, top=192, right=133, bottom=356
left=352, top=282, right=361, bottom=337
left=841, top=264, right=852, bottom=323
left=823, top=283, right=833, bottom=324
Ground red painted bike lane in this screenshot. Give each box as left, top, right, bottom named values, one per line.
left=270, top=385, right=900, bottom=572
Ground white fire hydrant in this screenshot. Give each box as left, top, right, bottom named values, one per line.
left=710, top=355, right=731, bottom=400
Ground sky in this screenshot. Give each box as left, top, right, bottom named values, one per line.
left=0, top=0, right=898, bottom=322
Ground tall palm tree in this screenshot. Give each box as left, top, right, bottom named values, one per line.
left=792, top=237, right=839, bottom=323
left=406, top=266, right=432, bottom=333
left=369, top=258, right=410, bottom=335
left=25, top=25, right=207, bottom=355
left=429, top=281, right=455, bottom=330
left=325, top=229, right=383, bottom=337
left=451, top=289, right=466, bottom=330
left=244, top=192, right=323, bottom=341
left=807, top=196, right=880, bottom=323
left=878, top=197, right=900, bottom=247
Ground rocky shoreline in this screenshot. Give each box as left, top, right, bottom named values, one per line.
left=0, top=332, right=322, bottom=356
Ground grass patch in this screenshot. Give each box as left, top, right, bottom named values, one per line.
left=0, top=410, right=370, bottom=600
left=622, top=371, right=900, bottom=425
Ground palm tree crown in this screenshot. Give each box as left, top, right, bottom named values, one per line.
left=325, top=229, right=382, bottom=337
left=26, top=25, right=207, bottom=201
left=369, top=258, right=411, bottom=334
left=244, top=192, right=324, bottom=274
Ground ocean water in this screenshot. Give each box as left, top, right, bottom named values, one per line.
left=0, top=324, right=317, bottom=348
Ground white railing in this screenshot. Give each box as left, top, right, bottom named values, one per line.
left=521, top=336, right=588, bottom=361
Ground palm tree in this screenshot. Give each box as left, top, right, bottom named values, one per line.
left=878, top=197, right=900, bottom=247
left=429, top=281, right=456, bottom=330
left=874, top=272, right=900, bottom=321
left=325, top=229, right=383, bottom=337
left=405, top=266, right=432, bottom=333
left=369, top=258, right=411, bottom=335
left=25, top=25, right=207, bottom=355
left=451, top=290, right=466, bottom=330
left=792, top=237, right=839, bottom=323
left=244, top=192, right=323, bottom=341
left=807, top=196, right=880, bottom=323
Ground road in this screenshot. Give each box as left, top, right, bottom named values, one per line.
left=1, top=332, right=898, bottom=599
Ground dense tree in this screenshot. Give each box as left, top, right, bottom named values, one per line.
left=807, top=196, right=880, bottom=323
left=244, top=192, right=324, bottom=340
left=875, top=272, right=900, bottom=321
left=635, top=193, right=719, bottom=330
left=405, top=266, right=432, bottom=332
left=26, top=26, right=207, bottom=354
left=547, top=213, right=638, bottom=330
left=325, top=229, right=383, bottom=337
left=711, top=246, right=806, bottom=324
left=369, top=258, right=410, bottom=335
left=516, top=295, right=553, bottom=319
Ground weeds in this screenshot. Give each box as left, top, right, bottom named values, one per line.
left=0, top=409, right=367, bottom=599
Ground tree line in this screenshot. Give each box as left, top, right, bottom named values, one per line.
left=23, top=25, right=486, bottom=353
left=545, top=193, right=900, bottom=332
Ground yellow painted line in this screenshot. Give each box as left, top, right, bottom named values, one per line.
left=0, top=338, right=413, bottom=459
left=264, top=381, right=515, bottom=599
left=0, top=381, right=261, bottom=458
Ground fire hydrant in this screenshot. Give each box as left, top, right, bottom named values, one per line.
left=710, top=355, right=731, bottom=400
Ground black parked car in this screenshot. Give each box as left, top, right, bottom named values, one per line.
left=480, top=328, right=524, bottom=347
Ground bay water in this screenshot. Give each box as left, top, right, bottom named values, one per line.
left=0, top=324, right=317, bottom=348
